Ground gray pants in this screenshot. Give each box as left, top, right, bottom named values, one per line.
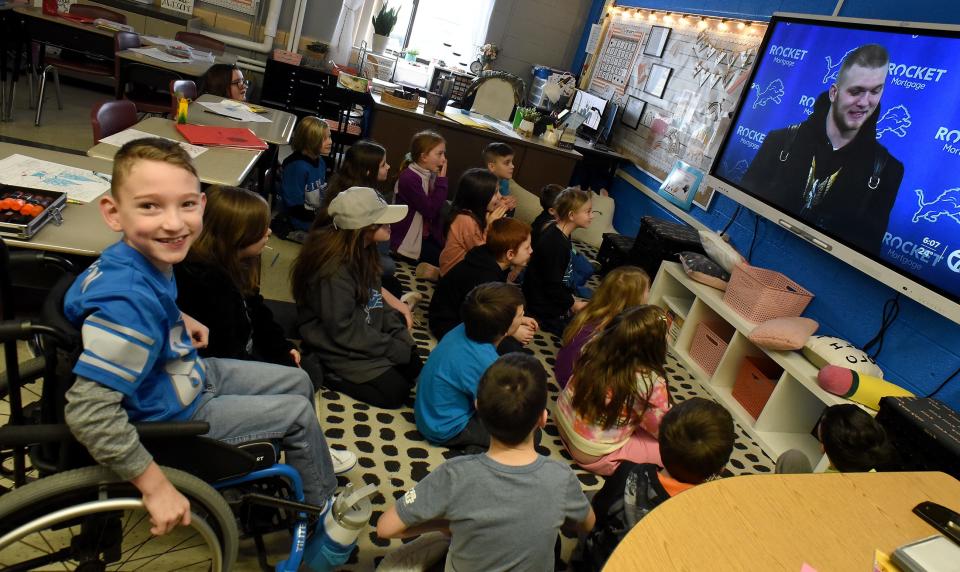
left=191, top=358, right=337, bottom=506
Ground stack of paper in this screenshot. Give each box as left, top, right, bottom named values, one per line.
left=99, top=129, right=208, bottom=159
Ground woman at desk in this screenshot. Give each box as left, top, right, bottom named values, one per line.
left=201, top=63, right=248, bottom=101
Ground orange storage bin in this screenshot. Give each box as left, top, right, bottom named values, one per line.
left=732, top=355, right=783, bottom=420
left=689, top=320, right=734, bottom=377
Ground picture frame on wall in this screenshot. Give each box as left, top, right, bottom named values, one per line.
left=621, top=95, right=645, bottom=130
left=644, top=64, right=672, bottom=98
left=643, top=26, right=671, bottom=57
left=657, top=160, right=704, bottom=210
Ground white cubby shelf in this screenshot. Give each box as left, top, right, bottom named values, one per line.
left=652, top=262, right=852, bottom=470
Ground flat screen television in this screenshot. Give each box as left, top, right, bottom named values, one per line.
left=571, top=89, right=607, bottom=130
left=709, top=12, right=960, bottom=325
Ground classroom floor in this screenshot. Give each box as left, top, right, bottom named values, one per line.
left=0, top=78, right=775, bottom=570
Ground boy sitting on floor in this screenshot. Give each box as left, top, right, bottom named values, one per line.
left=63, top=138, right=354, bottom=539
left=416, top=283, right=526, bottom=452
left=573, top=397, right=734, bottom=570
left=379, top=353, right=595, bottom=570
left=483, top=142, right=520, bottom=212
left=428, top=217, right=536, bottom=347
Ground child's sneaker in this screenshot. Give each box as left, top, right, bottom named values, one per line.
left=415, top=262, right=440, bottom=282
left=330, top=448, right=357, bottom=474
left=400, top=291, right=423, bottom=311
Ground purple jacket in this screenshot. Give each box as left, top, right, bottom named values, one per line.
left=554, top=324, right=596, bottom=389
left=391, top=163, right=448, bottom=258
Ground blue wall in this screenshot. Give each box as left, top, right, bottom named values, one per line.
left=579, top=0, right=960, bottom=410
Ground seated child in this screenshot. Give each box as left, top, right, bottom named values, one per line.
left=438, top=168, right=507, bottom=276
left=775, top=404, right=900, bottom=473
left=555, top=266, right=650, bottom=388
left=428, top=218, right=535, bottom=347
left=175, top=185, right=297, bottom=367
left=555, top=305, right=671, bottom=475
left=574, top=397, right=734, bottom=571
left=292, top=187, right=422, bottom=409
left=200, top=63, right=248, bottom=100
left=379, top=353, right=595, bottom=571
left=63, top=139, right=354, bottom=536
left=532, top=183, right=595, bottom=299
left=530, top=183, right=565, bottom=246
left=415, top=283, right=525, bottom=451
left=392, top=130, right=448, bottom=281
left=275, top=116, right=332, bottom=240
left=482, top=142, right=519, bottom=212
left=522, top=188, right=593, bottom=336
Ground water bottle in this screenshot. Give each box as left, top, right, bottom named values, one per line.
left=302, top=482, right=378, bottom=571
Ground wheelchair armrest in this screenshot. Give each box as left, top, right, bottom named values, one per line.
left=0, top=421, right=209, bottom=448
left=0, top=320, right=72, bottom=345
left=7, top=250, right=76, bottom=273
left=134, top=421, right=210, bottom=439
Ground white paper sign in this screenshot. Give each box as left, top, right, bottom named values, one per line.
left=0, top=154, right=110, bottom=203
left=586, top=24, right=602, bottom=55
left=160, top=0, right=194, bottom=15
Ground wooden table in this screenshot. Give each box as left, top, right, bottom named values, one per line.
left=86, top=117, right=263, bottom=187
left=189, top=94, right=297, bottom=146
left=0, top=142, right=118, bottom=257
left=369, top=93, right=581, bottom=194
left=604, top=471, right=960, bottom=571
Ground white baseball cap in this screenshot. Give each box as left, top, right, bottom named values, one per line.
left=328, top=187, right=408, bottom=230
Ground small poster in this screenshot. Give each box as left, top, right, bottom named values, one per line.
left=658, top=160, right=704, bottom=210
left=160, top=0, right=194, bottom=14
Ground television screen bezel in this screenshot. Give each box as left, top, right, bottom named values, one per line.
left=707, top=11, right=960, bottom=326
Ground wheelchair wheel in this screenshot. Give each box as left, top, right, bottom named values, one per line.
left=0, top=465, right=238, bottom=571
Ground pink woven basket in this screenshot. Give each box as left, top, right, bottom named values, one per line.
left=689, top=321, right=733, bottom=377
left=723, top=264, right=813, bottom=323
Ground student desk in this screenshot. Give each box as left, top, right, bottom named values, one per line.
left=0, top=142, right=118, bottom=257
left=369, top=93, right=581, bottom=194
left=603, top=471, right=960, bottom=571
left=4, top=6, right=117, bottom=121
left=86, top=117, right=262, bottom=187
left=116, top=49, right=237, bottom=88
left=189, top=94, right=297, bottom=146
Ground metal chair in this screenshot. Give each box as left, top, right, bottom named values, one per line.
left=170, top=79, right=198, bottom=116
left=90, top=99, right=138, bottom=142
left=32, top=5, right=127, bottom=126
left=174, top=31, right=226, bottom=56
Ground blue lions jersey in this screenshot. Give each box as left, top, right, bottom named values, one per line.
left=64, top=241, right=205, bottom=422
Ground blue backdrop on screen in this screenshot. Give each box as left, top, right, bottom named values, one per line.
left=714, top=20, right=960, bottom=301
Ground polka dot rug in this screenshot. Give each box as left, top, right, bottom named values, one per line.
left=240, top=243, right=775, bottom=571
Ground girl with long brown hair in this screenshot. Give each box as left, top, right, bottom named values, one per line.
left=175, top=186, right=298, bottom=366
left=292, top=187, right=422, bottom=408
left=554, top=266, right=651, bottom=388
left=554, top=305, right=672, bottom=476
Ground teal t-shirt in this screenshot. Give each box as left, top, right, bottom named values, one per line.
left=414, top=324, right=499, bottom=442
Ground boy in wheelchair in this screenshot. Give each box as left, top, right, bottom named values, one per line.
left=60, top=138, right=357, bottom=566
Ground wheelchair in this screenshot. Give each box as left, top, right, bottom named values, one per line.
left=0, top=241, right=351, bottom=571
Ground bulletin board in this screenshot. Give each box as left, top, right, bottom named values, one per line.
left=583, top=12, right=766, bottom=183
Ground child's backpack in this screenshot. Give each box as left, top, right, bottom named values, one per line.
left=570, top=462, right=671, bottom=571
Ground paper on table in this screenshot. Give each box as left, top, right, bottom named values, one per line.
left=99, top=129, right=208, bottom=159
left=0, top=154, right=110, bottom=203
left=199, top=101, right=272, bottom=123
left=128, top=47, right=190, bottom=64
left=141, top=36, right=181, bottom=48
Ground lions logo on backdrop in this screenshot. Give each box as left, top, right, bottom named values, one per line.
left=876, top=105, right=912, bottom=139
left=823, top=48, right=856, bottom=84
left=912, top=188, right=960, bottom=224
left=752, top=79, right=785, bottom=109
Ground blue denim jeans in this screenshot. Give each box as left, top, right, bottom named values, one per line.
left=191, top=358, right=337, bottom=506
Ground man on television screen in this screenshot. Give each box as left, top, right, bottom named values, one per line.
left=741, top=44, right=903, bottom=254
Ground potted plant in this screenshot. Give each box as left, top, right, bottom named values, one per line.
left=479, top=43, right=499, bottom=70
left=371, top=2, right=398, bottom=53
left=517, top=107, right=540, bottom=136
left=405, top=48, right=419, bottom=62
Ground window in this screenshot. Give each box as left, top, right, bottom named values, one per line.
left=375, top=0, right=494, bottom=66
